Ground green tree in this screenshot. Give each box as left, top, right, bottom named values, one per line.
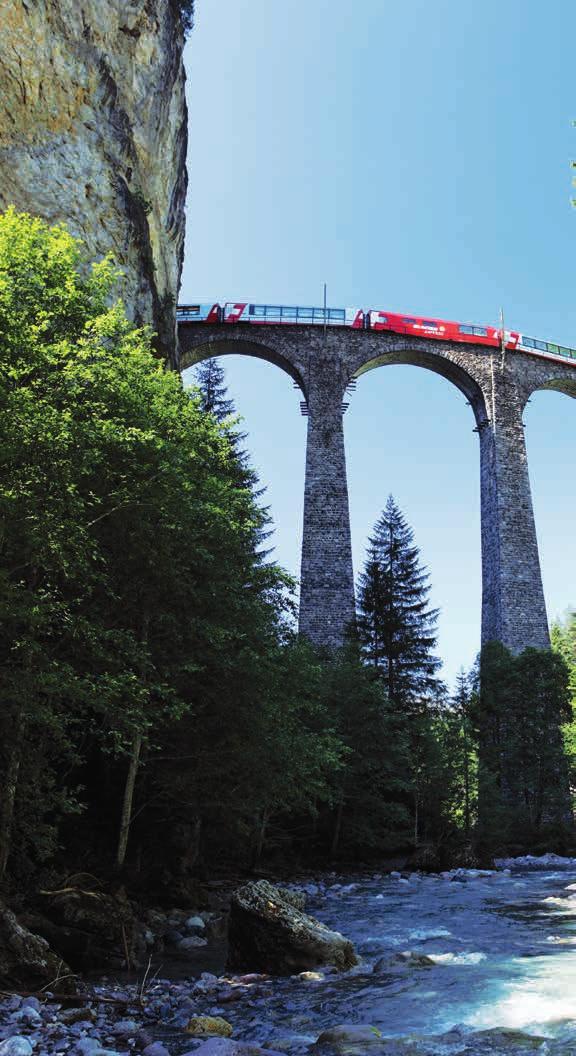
left=192, top=358, right=235, bottom=421
left=552, top=611, right=576, bottom=795
left=473, top=641, right=572, bottom=850
left=323, top=648, right=412, bottom=857
left=0, top=209, right=293, bottom=881
left=356, top=496, right=441, bottom=712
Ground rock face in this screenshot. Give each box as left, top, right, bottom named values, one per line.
left=23, top=885, right=148, bottom=972
left=0, top=0, right=188, bottom=364
left=227, top=880, right=358, bottom=976
left=0, top=900, right=75, bottom=992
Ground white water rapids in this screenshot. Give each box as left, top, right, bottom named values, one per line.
left=205, top=860, right=576, bottom=1053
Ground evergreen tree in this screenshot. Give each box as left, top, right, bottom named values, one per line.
left=552, top=611, right=576, bottom=797
left=356, top=496, right=441, bottom=713
left=320, top=648, right=412, bottom=858
left=0, top=210, right=293, bottom=882
left=192, top=357, right=274, bottom=559
left=193, top=358, right=235, bottom=422
left=449, top=669, right=478, bottom=836
left=473, top=641, right=572, bottom=850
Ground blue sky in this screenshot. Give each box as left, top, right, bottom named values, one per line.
left=180, top=0, right=575, bottom=686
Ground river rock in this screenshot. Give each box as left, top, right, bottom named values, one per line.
left=313, top=1024, right=386, bottom=1055
left=0, top=1040, right=34, bottom=1056
left=454, top=1029, right=550, bottom=1054
left=186, top=1017, right=233, bottom=1037
left=185, top=914, right=206, bottom=931
left=227, top=880, right=358, bottom=975
left=27, top=884, right=147, bottom=971
left=0, top=899, right=75, bottom=993
left=277, top=888, right=307, bottom=912
left=372, top=951, right=434, bottom=973
left=187, top=1042, right=284, bottom=1056
left=178, top=935, right=208, bottom=950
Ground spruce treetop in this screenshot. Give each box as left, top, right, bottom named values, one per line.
left=356, top=495, right=441, bottom=712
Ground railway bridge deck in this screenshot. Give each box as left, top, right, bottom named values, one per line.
left=178, top=320, right=576, bottom=654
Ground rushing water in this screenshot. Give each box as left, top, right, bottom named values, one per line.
left=194, top=865, right=576, bottom=1053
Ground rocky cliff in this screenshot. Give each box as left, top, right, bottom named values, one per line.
left=0, top=0, right=188, bottom=364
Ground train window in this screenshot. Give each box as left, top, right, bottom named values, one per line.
left=535, top=340, right=547, bottom=351
left=423, top=321, right=438, bottom=328
left=403, top=317, right=417, bottom=325
left=522, top=337, right=535, bottom=347
left=459, top=325, right=474, bottom=335
left=547, top=343, right=559, bottom=354
left=298, top=308, right=313, bottom=319
left=329, top=309, right=344, bottom=320
left=281, top=307, right=297, bottom=319
left=376, top=315, right=388, bottom=323
left=252, top=305, right=266, bottom=317
left=473, top=327, right=488, bottom=337
left=249, top=305, right=255, bottom=314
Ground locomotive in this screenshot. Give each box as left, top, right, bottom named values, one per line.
left=176, top=302, right=576, bottom=367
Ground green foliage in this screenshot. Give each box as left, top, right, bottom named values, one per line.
left=192, top=358, right=236, bottom=422
left=320, top=647, right=412, bottom=856
left=1, top=209, right=571, bottom=887
left=552, top=612, right=576, bottom=794
left=356, top=495, right=441, bottom=712
left=473, top=641, right=572, bottom=850
left=0, top=209, right=293, bottom=879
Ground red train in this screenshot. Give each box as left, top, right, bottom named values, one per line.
left=176, top=302, right=576, bottom=367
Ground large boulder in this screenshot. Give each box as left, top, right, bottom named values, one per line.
left=22, top=883, right=147, bottom=972
left=0, top=899, right=75, bottom=992
left=226, top=880, right=358, bottom=975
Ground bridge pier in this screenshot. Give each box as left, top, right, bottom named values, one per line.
left=298, top=368, right=356, bottom=649
left=480, top=379, right=549, bottom=652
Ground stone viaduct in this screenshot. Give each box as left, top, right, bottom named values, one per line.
left=178, top=322, right=576, bottom=655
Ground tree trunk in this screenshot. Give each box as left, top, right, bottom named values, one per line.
left=253, top=808, right=270, bottom=867
left=463, top=732, right=471, bottom=836
left=116, top=613, right=149, bottom=869
left=0, top=704, right=26, bottom=880
left=116, top=731, right=143, bottom=869
left=331, top=799, right=344, bottom=859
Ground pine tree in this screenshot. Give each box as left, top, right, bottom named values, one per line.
left=552, top=611, right=576, bottom=796
left=473, top=642, right=572, bottom=848
left=193, top=358, right=235, bottom=422
left=450, top=669, right=477, bottom=836
left=192, top=356, right=273, bottom=556
left=356, top=496, right=441, bottom=712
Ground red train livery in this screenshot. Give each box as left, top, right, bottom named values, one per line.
left=176, top=302, right=576, bottom=367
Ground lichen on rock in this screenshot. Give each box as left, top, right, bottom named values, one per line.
left=0, top=0, right=188, bottom=365
left=227, top=880, right=358, bottom=976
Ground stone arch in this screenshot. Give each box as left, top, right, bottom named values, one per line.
left=524, top=377, right=576, bottom=404
left=178, top=334, right=307, bottom=398
left=350, top=344, right=490, bottom=427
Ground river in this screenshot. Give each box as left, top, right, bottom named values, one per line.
left=181, top=862, right=576, bottom=1054
left=8, top=860, right=576, bottom=1055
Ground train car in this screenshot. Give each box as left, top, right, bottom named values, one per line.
left=177, top=303, right=221, bottom=323
left=517, top=334, right=576, bottom=365
left=367, top=310, right=520, bottom=350
left=223, top=302, right=364, bottom=327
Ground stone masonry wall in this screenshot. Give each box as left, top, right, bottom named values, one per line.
left=179, top=323, right=576, bottom=654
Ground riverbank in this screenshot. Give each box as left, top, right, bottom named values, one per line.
left=4, top=858, right=576, bottom=1056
